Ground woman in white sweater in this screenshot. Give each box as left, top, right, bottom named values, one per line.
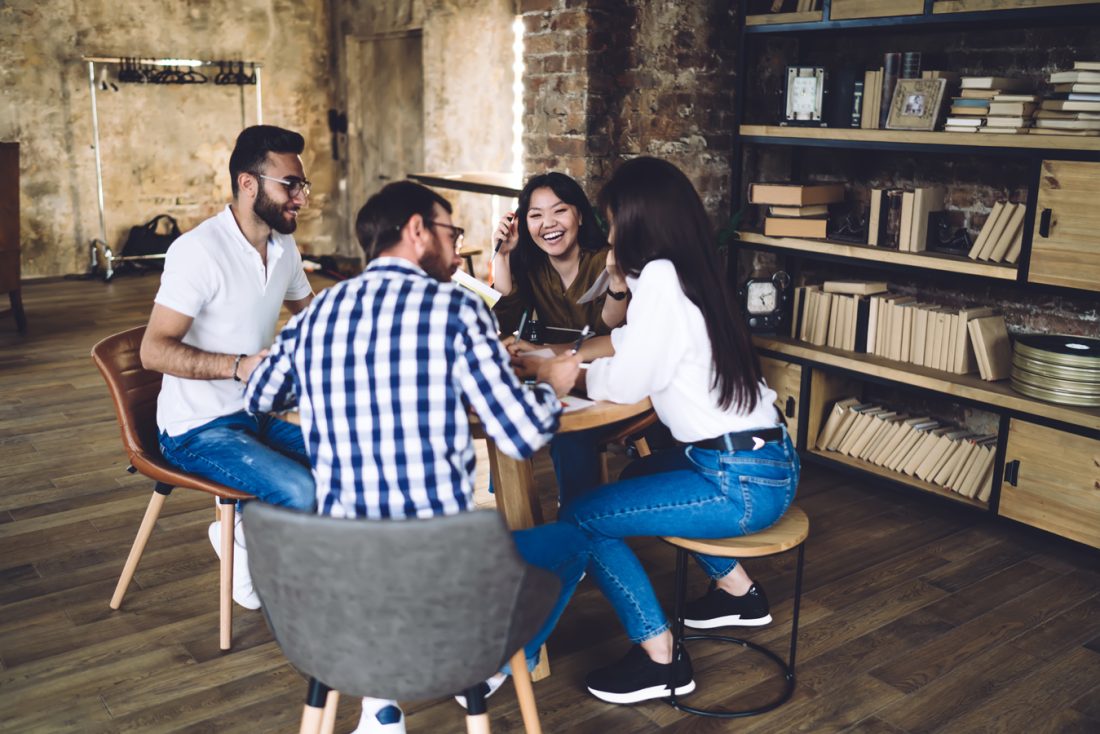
left=559, top=157, right=800, bottom=705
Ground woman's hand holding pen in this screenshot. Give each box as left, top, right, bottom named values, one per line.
left=491, top=212, right=519, bottom=260
left=501, top=335, right=543, bottom=358
left=490, top=212, right=519, bottom=296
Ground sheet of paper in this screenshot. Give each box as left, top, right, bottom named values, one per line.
left=518, top=348, right=557, bottom=359
left=560, top=395, right=596, bottom=413
left=576, top=268, right=610, bottom=304
left=451, top=269, right=502, bottom=308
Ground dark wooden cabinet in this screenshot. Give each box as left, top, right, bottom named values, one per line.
left=0, top=142, right=25, bottom=333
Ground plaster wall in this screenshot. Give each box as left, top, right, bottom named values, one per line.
left=331, top=0, right=517, bottom=273
left=0, top=0, right=338, bottom=278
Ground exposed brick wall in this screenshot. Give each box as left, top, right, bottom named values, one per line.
left=522, top=0, right=738, bottom=225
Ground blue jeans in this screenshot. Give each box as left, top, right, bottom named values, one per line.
left=159, top=410, right=316, bottom=511
left=487, top=428, right=603, bottom=506
left=550, top=428, right=605, bottom=506
left=558, top=428, right=799, bottom=643
left=510, top=521, right=590, bottom=669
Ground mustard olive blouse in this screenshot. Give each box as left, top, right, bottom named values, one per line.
left=494, top=246, right=612, bottom=343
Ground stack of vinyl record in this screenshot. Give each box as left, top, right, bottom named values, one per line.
left=1010, top=334, right=1100, bottom=406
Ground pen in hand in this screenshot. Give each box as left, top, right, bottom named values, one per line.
left=489, top=213, right=515, bottom=264
left=513, top=310, right=529, bottom=341
left=570, top=325, right=592, bottom=355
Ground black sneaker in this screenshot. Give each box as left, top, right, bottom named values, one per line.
left=683, top=583, right=772, bottom=629
left=585, top=645, right=695, bottom=705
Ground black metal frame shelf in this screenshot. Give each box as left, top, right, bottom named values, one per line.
left=745, top=0, right=1100, bottom=35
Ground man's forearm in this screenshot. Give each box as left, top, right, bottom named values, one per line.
left=141, top=336, right=237, bottom=380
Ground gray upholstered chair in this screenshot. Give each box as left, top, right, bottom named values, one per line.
left=243, top=503, right=560, bottom=734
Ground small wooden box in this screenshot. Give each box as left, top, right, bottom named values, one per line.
left=830, top=0, right=925, bottom=19
left=1000, top=419, right=1100, bottom=549
left=760, top=356, right=803, bottom=447
left=1029, top=159, right=1100, bottom=293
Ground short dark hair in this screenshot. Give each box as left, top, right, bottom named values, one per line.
left=228, top=125, right=305, bottom=197
left=599, top=157, right=762, bottom=412
left=510, top=172, right=607, bottom=295
left=355, top=181, right=452, bottom=261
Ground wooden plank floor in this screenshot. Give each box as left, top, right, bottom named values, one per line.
left=1, top=275, right=1098, bottom=733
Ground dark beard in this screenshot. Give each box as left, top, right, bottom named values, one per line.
left=254, top=183, right=297, bottom=235
left=419, top=233, right=456, bottom=282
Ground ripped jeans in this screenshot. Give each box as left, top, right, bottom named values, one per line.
left=559, top=428, right=799, bottom=643
left=159, top=410, right=316, bottom=511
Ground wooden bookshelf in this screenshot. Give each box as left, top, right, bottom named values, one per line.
left=745, top=11, right=824, bottom=25
left=806, top=448, right=989, bottom=508
left=739, top=125, right=1100, bottom=153
left=934, top=0, right=1100, bottom=13
left=753, top=334, right=1100, bottom=432
left=736, top=231, right=1018, bottom=280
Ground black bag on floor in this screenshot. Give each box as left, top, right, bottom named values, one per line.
left=120, top=214, right=181, bottom=269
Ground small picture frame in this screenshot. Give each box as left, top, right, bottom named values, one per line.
left=886, top=78, right=946, bottom=131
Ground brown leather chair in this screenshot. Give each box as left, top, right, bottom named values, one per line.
left=91, top=325, right=253, bottom=650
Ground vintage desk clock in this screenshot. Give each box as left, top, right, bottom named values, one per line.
left=783, top=66, right=827, bottom=126
left=740, top=270, right=791, bottom=333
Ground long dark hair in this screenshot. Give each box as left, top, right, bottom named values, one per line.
left=598, top=157, right=762, bottom=412
left=510, top=172, right=608, bottom=293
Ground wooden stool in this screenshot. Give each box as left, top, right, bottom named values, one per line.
left=662, top=504, right=809, bottom=718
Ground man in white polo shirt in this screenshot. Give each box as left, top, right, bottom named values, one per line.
left=140, top=125, right=315, bottom=609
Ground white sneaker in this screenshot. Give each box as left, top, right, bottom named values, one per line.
left=352, top=698, right=405, bottom=734
left=207, top=515, right=261, bottom=610
left=454, top=672, right=508, bottom=709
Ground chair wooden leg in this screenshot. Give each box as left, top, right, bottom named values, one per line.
left=109, top=487, right=169, bottom=609
left=319, top=690, right=339, bottom=734
left=219, top=501, right=235, bottom=651
left=510, top=649, right=543, bottom=734
left=598, top=450, right=609, bottom=484
left=633, top=436, right=651, bottom=458
left=299, top=678, right=330, bottom=734
left=465, top=713, right=491, bottom=734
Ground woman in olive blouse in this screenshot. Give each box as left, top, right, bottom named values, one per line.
left=492, top=172, right=627, bottom=342
left=489, top=172, right=628, bottom=506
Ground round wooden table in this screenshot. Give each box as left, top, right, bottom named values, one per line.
left=474, top=396, right=652, bottom=532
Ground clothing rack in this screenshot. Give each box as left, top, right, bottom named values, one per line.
left=83, top=55, right=264, bottom=280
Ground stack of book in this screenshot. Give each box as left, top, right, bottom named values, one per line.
left=867, top=185, right=945, bottom=251
left=815, top=398, right=998, bottom=501
left=982, top=93, right=1039, bottom=134
left=966, top=201, right=1026, bottom=264
left=790, top=287, right=1014, bottom=380
left=791, top=280, right=888, bottom=350
left=1033, top=61, right=1100, bottom=137
left=944, top=76, right=1033, bottom=133
left=748, top=182, right=845, bottom=239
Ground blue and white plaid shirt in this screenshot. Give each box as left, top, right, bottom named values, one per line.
left=245, top=257, right=562, bottom=519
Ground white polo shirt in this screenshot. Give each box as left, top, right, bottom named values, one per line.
left=154, top=205, right=313, bottom=437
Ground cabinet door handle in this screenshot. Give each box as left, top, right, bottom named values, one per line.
left=785, top=396, right=796, bottom=418
left=1038, top=208, right=1052, bottom=238
left=1004, top=459, right=1021, bottom=487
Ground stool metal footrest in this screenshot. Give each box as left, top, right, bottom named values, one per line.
left=666, top=633, right=795, bottom=718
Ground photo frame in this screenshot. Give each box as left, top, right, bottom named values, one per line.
left=885, top=78, right=946, bottom=131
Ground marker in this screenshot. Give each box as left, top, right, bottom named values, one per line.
left=514, top=310, right=529, bottom=340
left=570, top=325, right=592, bottom=355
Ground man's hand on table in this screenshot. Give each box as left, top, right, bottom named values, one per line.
left=536, top=352, right=582, bottom=398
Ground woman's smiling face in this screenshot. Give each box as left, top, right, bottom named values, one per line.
left=525, top=186, right=582, bottom=259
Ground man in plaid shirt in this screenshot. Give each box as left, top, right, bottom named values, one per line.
left=245, top=181, right=586, bottom=734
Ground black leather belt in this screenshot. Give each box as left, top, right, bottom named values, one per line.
left=689, top=427, right=784, bottom=452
